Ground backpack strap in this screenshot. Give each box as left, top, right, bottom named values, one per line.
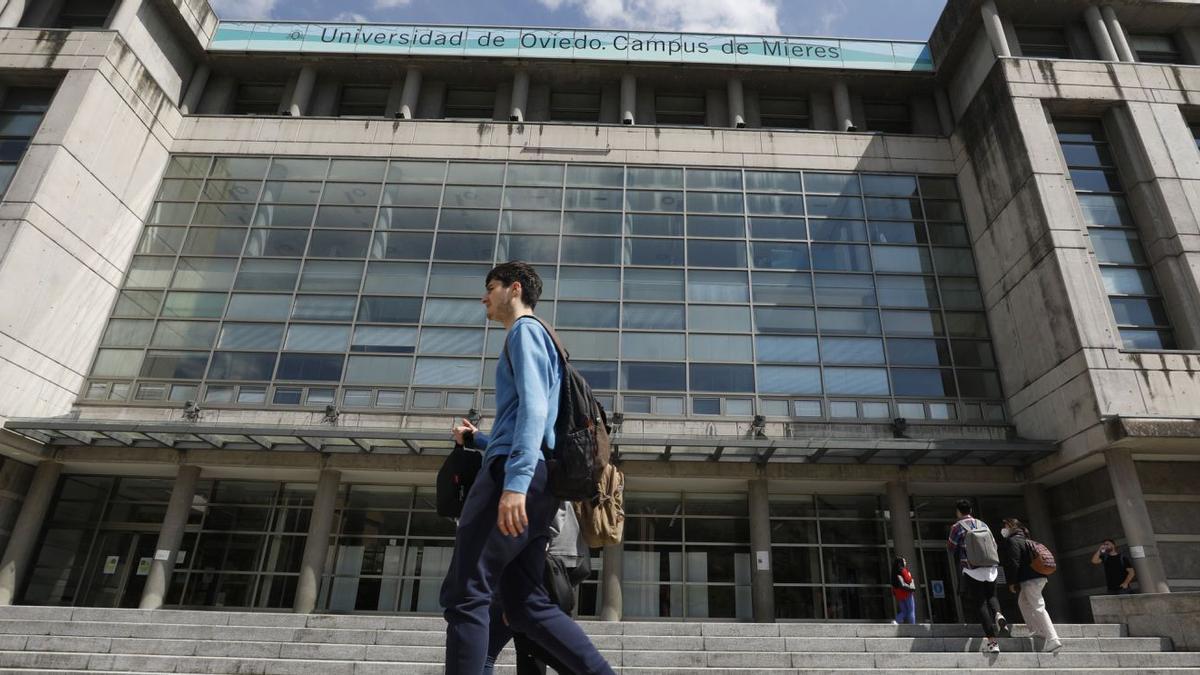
left=501, top=315, right=569, bottom=373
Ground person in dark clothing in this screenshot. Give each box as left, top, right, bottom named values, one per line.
left=947, top=499, right=1007, bottom=653
left=1091, top=538, right=1136, bottom=594
left=999, top=518, right=1061, bottom=652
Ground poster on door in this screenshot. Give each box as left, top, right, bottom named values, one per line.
left=102, top=556, right=119, bottom=575
left=136, top=558, right=152, bottom=576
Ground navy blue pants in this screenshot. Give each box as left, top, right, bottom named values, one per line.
left=440, top=457, right=613, bottom=675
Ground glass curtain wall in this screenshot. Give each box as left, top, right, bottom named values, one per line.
left=623, top=493, right=752, bottom=619
left=770, top=495, right=892, bottom=620
left=85, top=156, right=1004, bottom=423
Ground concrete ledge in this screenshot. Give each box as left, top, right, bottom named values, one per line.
left=1091, top=591, right=1200, bottom=651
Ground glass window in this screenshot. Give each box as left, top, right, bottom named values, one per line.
left=299, top=261, right=363, bottom=292
left=137, top=227, right=186, bottom=255
left=171, top=258, right=237, bottom=290
left=126, top=256, right=176, bottom=288
left=447, top=162, right=505, bottom=185
left=752, top=272, right=813, bottom=305
left=862, top=174, right=917, bottom=197
left=503, top=211, right=561, bottom=234
left=757, top=366, right=821, bottom=394
left=419, top=328, right=485, bottom=355
left=116, top=290, right=166, bottom=317
left=624, top=268, right=684, bottom=301
left=819, top=308, right=881, bottom=335
left=428, top=263, right=490, bottom=296
left=821, top=337, right=884, bottom=364
left=887, top=338, right=951, bottom=366
left=358, top=297, right=422, bottom=323
left=877, top=276, right=939, bottom=308
left=284, top=325, right=351, bottom=352
left=756, top=336, right=818, bottom=363
left=626, top=190, right=683, bottom=213
left=687, top=216, right=744, bottom=238
left=141, top=351, right=209, bottom=379
left=244, top=229, right=308, bottom=257
left=809, top=220, right=867, bottom=242
left=387, top=160, right=446, bottom=183
left=292, top=295, right=356, bottom=321
left=754, top=307, right=816, bottom=334
left=688, top=335, right=752, bottom=361
left=811, top=244, right=871, bottom=272
left=621, top=333, right=685, bottom=360
left=562, top=211, right=619, bottom=235
left=235, top=259, right=300, bottom=291
left=308, top=230, right=370, bottom=258
left=150, top=321, right=219, bottom=349
left=225, top=293, right=290, bottom=320
left=557, top=331, right=618, bottom=360
left=685, top=192, right=743, bottom=214
left=687, top=270, right=748, bottom=303
left=690, top=364, right=754, bottom=392
left=557, top=302, right=619, bottom=328
left=101, top=319, right=153, bottom=347
left=824, top=368, right=889, bottom=395
left=261, top=182, right=322, bottom=203
left=219, top=323, right=284, bottom=350
left=623, top=304, right=685, bottom=330
left=689, top=306, right=751, bottom=332
left=562, top=236, right=621, bottom=265
left=352, top=326, right=417, bottom=353
left=628, top=167, right=683, bottom=188
left=276, top=354, right=344, bottom=381
left=371, top=231, right=435, bottom=261
left=345, top=356, right=413, bottom=385
left=814, top=274, right=875, bottom=307
left=751, top=242, right=809, bottom=270
left=559, top=267, right=620, bottom=300
left=208, top=352, right=277, bottom=380
left=413, top=358, right=482, bottom=387
left=892, top=369, right=956, bottom=397
left=566, top=165, right=623, bottom=187
left=688, top=240, right=746, bottom=268
left=747, top=194, right=804, bottom=216
left=621, top=362, right=686, bottom=391
left=91, top=349, right=142, bottom=377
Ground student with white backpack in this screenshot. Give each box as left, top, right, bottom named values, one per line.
left=947, top=499, right=1009, bottom=654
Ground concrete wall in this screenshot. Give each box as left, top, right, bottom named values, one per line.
left=0, top=30, right=180, bottom=422
left=1046, top=466, right=1122, bottom=620
left=0, top=458, right=33, bottom=556
left=1092, top=592, right=1200, bottom=651
left=1138, top=461, right=1200, bottom=591
left=110, top=0, right=197, bottom=103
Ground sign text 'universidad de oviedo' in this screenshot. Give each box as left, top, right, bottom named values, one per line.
left=209, top=22, right=935, bottom=72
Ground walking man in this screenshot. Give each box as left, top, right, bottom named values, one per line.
left=948, top=499, right=1008, bottom=653
left=1000, top=518, right=1062, bottom=652
left=441, top=261, right=613, bottom=675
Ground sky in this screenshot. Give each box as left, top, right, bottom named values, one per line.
left=210, top=0, right=950, bottom=41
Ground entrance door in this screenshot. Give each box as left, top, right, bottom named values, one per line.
left=917, top=545, right=963, bottom=623
left=82, top=532, right=159, bottom=608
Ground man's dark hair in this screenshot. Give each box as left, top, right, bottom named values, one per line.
left=955, top=499, right=973, bottom=516
left=1103, top=538, right=1117, bottom=547
left=486, top=261, right=542, bottom=309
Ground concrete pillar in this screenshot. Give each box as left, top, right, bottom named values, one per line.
left=398, top=68, right=422, bottom=120
left=179, top=64, right=210, bottom=115
left=139, top=465, right=200, bottom=609
left=620, top=74, right=636, bottom=125
left=981, top=0, right=1012, bottom=57
left=1104, top=448, right=1170, bottom=594
left=599, top=542, right=622, bottom=621
left=0, top=0, right=26, bottom=26
left=1022, top=483, right=1071, bottom=619
left=1101, top=6, right=1135, bottom=62
left=509, top=70, right=529, bottom=122
left=1084, top=5, right=1120, bottom=62
left=294, top=468, right=340, bottom=613
left=287, top=66, right=316, bottom=117
left=108, top=0, right=142, bottom=32
left=935, top=89, right=954, bottom=135
left=0, top=460, right=60, bottom=605
left=727, top=78, right=746, bottom=128
left=886, top=480, right=924, bottom=621
left=748, top=479, right=774, bottom=622
left=832, top=80, right=855, bottom=132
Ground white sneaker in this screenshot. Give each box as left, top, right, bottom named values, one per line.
left=890, top=620, right=898, bottom=625
left=996, top=614, right=1010, bottom=636
left=985, top=639, right=1000, bottom=653
left=1044, top=638, right=1063, bottom=653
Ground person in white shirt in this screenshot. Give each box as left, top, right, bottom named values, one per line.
left=947, top=499, right=1008, bottom=653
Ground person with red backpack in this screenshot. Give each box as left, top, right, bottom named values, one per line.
left=999, top=518, right=1062, bottom=653
left=440, top=261, right=613, bottom=675
left=948, top=499, right=1008, bottom=653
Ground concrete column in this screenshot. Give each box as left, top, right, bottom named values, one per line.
left=1022, top=483, right=1071, bottom=619
left=886, top=480, right=924, bottom=621
left=1104, top=448, right=1170, bottom=594
left=0, top=0, right=25, bottom=26
left=108, top=0, right=141, bottom=32
left=832, top=80, right=855, bottom=132
left=1101, top=6, right=1135, bottom=62
left=935, top=89, right=954, bottom=135
left=179, top=64, right=210, bottom=115
left=980, top=0, right=1012, bottom=57
left=727, top=78, right=746, bottom=128
left=599, top=542, right=622, bottom=621
left=620, top=74, right=636, bottom=125
left=0, top=460, right=60, bottom=605
left=398, top=68, right=422, bottom=120
left=294, top=468, right=340, bottom=613
left=1084, top=5, right=1120, bottom=62
left=748, top=479, right=774, bottom=622
left=287, top=66, right=316, bottom=117
left=509, top=70, right=529, bottom=122
left=139, top=465, right=200, bottom=609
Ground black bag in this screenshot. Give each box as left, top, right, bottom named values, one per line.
left=436, top=441, right=482, bottom=519
left=504, top=316, right=612, bottom=502
left=544, top=554, right=577, bottom=615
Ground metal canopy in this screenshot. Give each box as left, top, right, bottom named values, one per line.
left=4, top=418, right=1056, bottom=466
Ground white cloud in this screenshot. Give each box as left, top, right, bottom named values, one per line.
left=334, top=12, right=371, bottom=22
left=536, top=0, right=781, bottom=34
left=209, top=0, right=279, bottom=19
left=374, top=0, right=414, bottom=7
left=815, top=0, right=848, bottom=35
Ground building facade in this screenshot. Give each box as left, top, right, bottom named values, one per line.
left=0, top=0, right=1197, bottom=624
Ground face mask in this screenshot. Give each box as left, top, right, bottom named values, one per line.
left=1001, top=527, right=1012, bottom=538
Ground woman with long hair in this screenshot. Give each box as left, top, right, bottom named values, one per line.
left=891, top=556, right=917, bottom=624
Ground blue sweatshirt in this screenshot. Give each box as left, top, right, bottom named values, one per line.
left=469, top=316, right=562, bottom=494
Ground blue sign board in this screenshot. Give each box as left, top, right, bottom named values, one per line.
left=209, top=22, right=934, bottom=73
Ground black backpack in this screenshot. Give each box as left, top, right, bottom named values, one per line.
left=435, top=442, right=482, bottom=519
left=504, top=315, right=612, bottom=502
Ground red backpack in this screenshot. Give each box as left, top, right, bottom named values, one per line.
left=1028, top=539, right=1057, bottom=576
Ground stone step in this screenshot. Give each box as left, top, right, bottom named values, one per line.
left=1, top=644, right=1197, bottom=669
left=0, top=629, right=1173, bottom=654
left=0, top=650, right=1198, bottom=673
left=3, top=671, right=1199, bottom=675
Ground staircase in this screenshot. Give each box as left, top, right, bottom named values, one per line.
left=0, top=606, right=1194, bottom=674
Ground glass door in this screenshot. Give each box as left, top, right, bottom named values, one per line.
left=81, top=531, right=159, bottom=608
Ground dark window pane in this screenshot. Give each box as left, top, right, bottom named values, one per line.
left=811, top=244, right=871, bottom=271
left=623, top=304, right=685, bottom=330
left=751, top=242, right=809, bottom=270
left=689, top=364, right=754, bottom=392
left=245, top=229, right=307, bottom=257
left=140, top=352, right=209, bottom=379
left=755, top=307, right=816, bottom=333
left=561, top=236, right=621, bottom=265
left=621, top=362, right=686, bottom=391
left=688, top=240, right=746, bottom=267
left=626, top=238, right=684, bottom=266
left=892, top=369, right=956, bottom=397
left=307, top=230, right=370, bottom=257
left=813, top=274, right=875, bottom=306
left=749, top=217, right=807, bottom=240
left=887, top=339, right=952, bottom=366
left=208, top=352, right=277, bottom=380
left=358, top=297, right=423, bottom=323
left=370, top=232, right=434, bottom=260
left=557, top=302, right=619, bottom=328
left=435, top=233, right=495, bottom=262
left=277, top=354, right=344, bottom=381
left=575, top=361, right=618, bottom=390
left=809, top=220, right=867, bottom=242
